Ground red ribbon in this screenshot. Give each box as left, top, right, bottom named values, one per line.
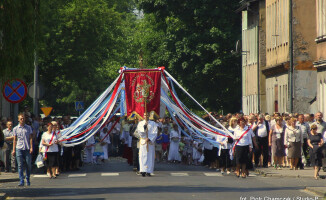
left=59, top=73, right=124, bottom=142
left=44, top=131, right=56, bottom=159
left=162, top=72, right=230, bottom=138
left=99, top=117, right=120, bottom=143
left=232, top=125, right=253, bottom=153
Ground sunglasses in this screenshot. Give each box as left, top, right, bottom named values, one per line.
left=311, top=128, right=317, bottom=130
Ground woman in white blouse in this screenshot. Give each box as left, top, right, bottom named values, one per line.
left=42, top=123, right=59, bottom=178
left=284, top=118, right=303, bottom=170
left=234, top=117, right=253, bottom=178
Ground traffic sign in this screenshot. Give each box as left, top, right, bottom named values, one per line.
left=75, top=101, right=84, bottom=112
left=2, top=79, right=27, bottom=104
left=28, top=83, right=45, bottom=99
left=41, top=107, right=53, bottom=117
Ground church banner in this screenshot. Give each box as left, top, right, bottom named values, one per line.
left=124, top=70, right=161, bottom=120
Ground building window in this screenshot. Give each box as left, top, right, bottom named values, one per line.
left=285, top=84, right=288, bottom=112
left=320, top=81, right=324, bottom=113
left=242, top=10, right=258, bottom=66
left=324, top=80, right=326, bottom=115
left=317, top=0, right=326, bottom=39
left=267, top=0, right=289, bottom=51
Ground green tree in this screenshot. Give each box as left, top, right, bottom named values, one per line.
left=38, top=0, right=134, bottom=115
left=0, top=0, right=39, bottom=82
left=136, top=0, right=242, bottom=113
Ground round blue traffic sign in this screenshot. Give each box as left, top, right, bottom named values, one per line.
left=2, top=79, right=27, bottom=103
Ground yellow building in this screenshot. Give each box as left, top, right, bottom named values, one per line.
left=263, top=0, right=317, bottom=114
left=240, top=0, right=317, bottom=114
left=315, top=0, right=326, bottom=115
left=238, top=0, right=267, bottom=114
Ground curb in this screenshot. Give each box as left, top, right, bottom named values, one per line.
left=305, top=187, right=326, bottom=197
left=0, top=193, right=7, bottom=200
left=254, top=169, right=314, bottom=178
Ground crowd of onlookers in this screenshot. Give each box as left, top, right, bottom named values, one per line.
left=199, top=111, right=326, bottom=179
left=1, top=108, right=326, bottom=180
left=0, top=109, right=83, bottom=177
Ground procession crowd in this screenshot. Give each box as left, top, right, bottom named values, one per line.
left=0, top=107, right=326, bottom=185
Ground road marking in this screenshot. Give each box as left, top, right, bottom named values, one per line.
left=248, top=174, right=257, bottom=177
left=171, top=173, right=189, bottom=176
left=101, top=173, right=119, bottom=176
left=68, top=173, right=86, bottom=178
left=204, top=173, right=222, bottom=177
left=33, top=175, right=49, bottom=178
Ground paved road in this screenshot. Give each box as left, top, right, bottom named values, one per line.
left=0, top=158, right=322, bottom=200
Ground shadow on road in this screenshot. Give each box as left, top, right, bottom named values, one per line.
left=2, top=185, right=304, bottom=198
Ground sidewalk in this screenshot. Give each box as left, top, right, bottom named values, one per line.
left=0, top=172, right=19, bottom=183
left=255, top=166, right=326, bottom=178
left=256, top=166, right=326, bottom=197
left=0, top=172, right=19, bottom=200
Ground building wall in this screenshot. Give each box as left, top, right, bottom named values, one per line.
left=264, top=0, right=317, bottom=114
left=266, top=73, right=288, bottom=114
left=259, top=0, right=267, bottom=113
left=292, top=0, right=317, bottom=113
left=242, top=8, right=259, bottom=115
left=317, top=69, right=326, bottom=115
left=266, top=0, right=290, bottom=68
left=317, top=42, right=326, bottom=61
left=316, top=0, right=326, bottom=41
left=265, top=0, right=290, bottom=114
left=315, top=0, right=326, bottom=114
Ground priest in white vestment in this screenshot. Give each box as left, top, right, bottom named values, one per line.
left=137, top=112, right=158, bottom=177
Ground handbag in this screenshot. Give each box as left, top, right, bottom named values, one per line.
left=35, top=153, right=45, bottom=168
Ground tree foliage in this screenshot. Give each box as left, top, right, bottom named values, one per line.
left=38, top=0, right=139, bottom=114
left=0, top=0, right=39, bottom=82
left=1, top=0, right=242, bottom=115
left=136, top=0, right=242, bottom=113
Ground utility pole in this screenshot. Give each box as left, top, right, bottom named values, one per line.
left=33, top=52, right=39, bottom=116
left=33, top=0, right=39, bottom=116
left=288, top=0, right=293, bottom=113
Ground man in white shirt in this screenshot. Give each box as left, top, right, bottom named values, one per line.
left=3, top=121, right=15, bottom=172
left=12, top=113, right=33, bottom=186
left=296, top=114, right=310, bottom=168
left=247, top=115, right=259, bottom=170
left=137, top=112, right=158, bottom=177
left=252, top=114, right=269, bottom=168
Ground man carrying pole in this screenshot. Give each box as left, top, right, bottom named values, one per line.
left=137, top=112, right=158, bottom=177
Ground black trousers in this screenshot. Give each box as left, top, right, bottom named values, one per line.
left=219, top=149, right=231, bottom=168
left=132, top=139, right=139, bottom=171
left=297, top=138, right=309, bottom=168
left=112, top=134, right=122, bottom=157
left=203, top=149, right=214, bottom=166
left=254, top=136, right=269, bottom=167
left=63, top=147, right=72, bottom=171
left=321, top=145, right=326, bottom=170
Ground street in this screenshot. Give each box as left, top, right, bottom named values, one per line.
left=0, top=158, right=322, bottom=200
